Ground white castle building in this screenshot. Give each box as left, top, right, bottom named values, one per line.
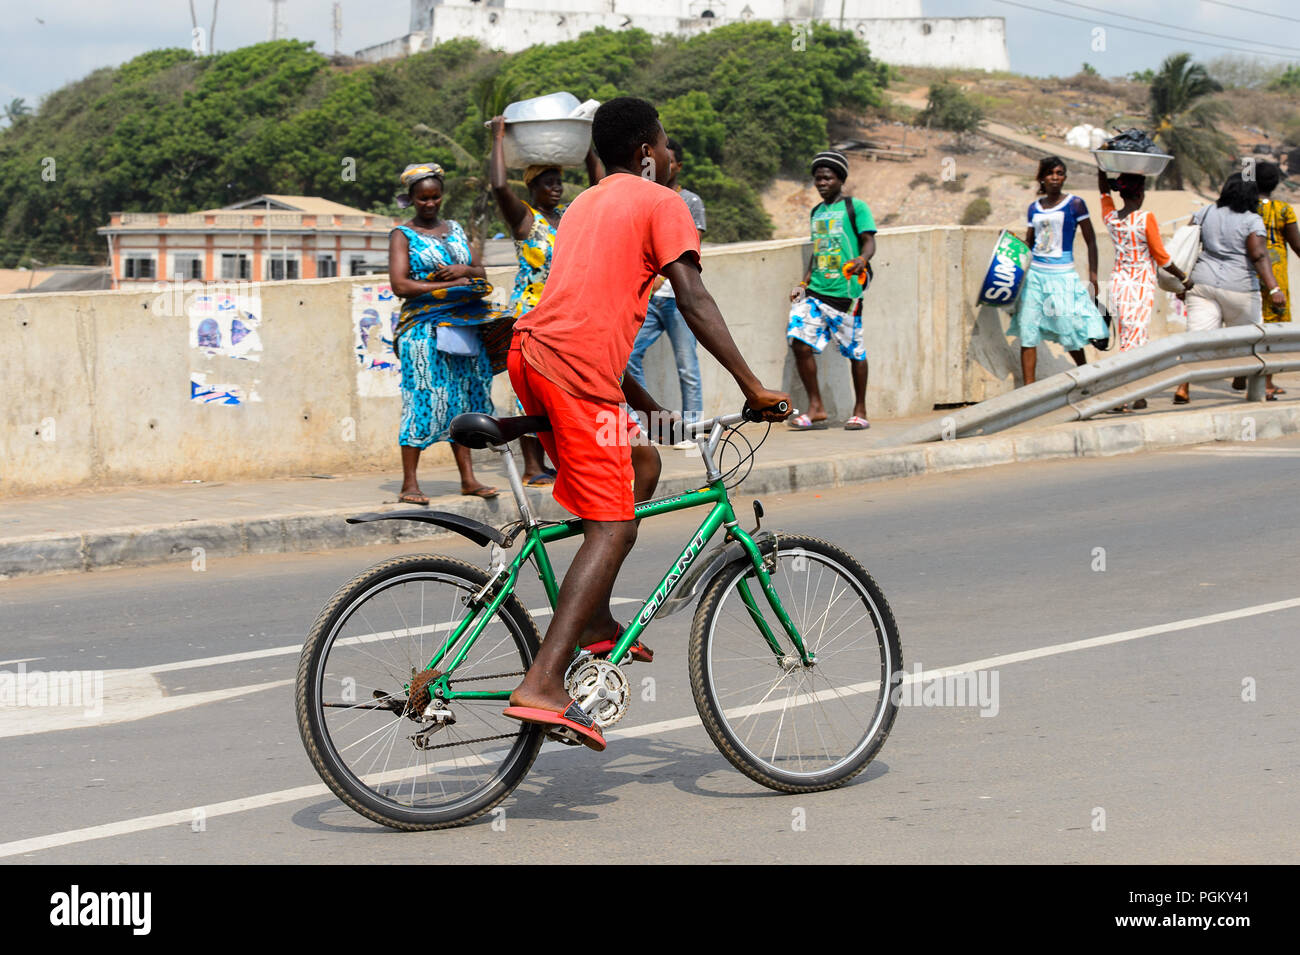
left=357, top=0, right=1010, bottom=71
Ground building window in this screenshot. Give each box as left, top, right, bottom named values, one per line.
left=220, top=253, right=251, bottom=280
left=316, top=255, right=338, bottom=278
left=172, top=255, right=203, bottom=280
left=349, top=256, right=368, bottom=276
left=123, top=255, right=156, bottom=279
left=266, top=255, right=300, bottom=281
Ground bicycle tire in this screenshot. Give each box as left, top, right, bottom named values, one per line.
left=296, top=553, right=544, bottom=830
left=688, top=535, right=901, bottom=793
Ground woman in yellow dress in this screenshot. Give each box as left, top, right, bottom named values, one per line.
left=487, top=115, right=601, bottom=483
left=1257, top=162, right=1299, bottom=398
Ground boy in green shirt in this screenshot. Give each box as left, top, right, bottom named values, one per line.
left=787, top=150, right=876, bottom=430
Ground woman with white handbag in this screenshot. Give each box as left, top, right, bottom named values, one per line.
left=1173, top=172, right=1286, bottom=404
left=388, top=162, right=503, bottom=503
left=1097, top=169, right=1193, bottom=410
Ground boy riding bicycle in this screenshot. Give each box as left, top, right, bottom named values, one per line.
left=505, top=97, right=790, bottom=750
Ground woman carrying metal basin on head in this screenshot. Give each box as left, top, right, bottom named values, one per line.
left=1094, top=144, right=1192, bottom=410
left=488, top=93, right=603, bottom=486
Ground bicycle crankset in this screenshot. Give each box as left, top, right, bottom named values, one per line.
left=563, top=656, right=631, bottom=729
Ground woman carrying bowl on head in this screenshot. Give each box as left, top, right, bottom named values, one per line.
left=487, top=115, right=602, bottom=486
left=1096, top=168, right=1193, bottom=410
left=388, top=161, right=503, bottom=504
left=1008, top=156, right=1107, bottom=385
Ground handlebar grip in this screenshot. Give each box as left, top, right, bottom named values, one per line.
left=742, top=399, right=790, bottom=423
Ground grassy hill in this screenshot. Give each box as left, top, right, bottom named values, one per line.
left=0, top=25, right=888, bottom=268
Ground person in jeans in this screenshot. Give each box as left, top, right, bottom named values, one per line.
left=625, top=137, right=707, bottom=444
left=1173, top=171, right=1286, bottom=404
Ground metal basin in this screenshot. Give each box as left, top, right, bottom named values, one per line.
left=502, top=118, right=593, bottom=168
left=1093, top=149, right=1173, bottom=176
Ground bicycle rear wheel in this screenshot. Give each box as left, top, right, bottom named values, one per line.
left=688, top=535, right=901, bottom=793
left=296, top=554, right=543, bottom=830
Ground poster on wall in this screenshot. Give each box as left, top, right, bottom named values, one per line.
left=188, top=287, right=263, bottom=404
left=353, top=284, right=401, bottom=398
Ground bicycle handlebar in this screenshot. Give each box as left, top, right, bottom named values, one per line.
left=686, top=400, right=791, bottom=437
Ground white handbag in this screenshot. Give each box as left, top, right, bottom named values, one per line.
left=435, top=324, right=482, bottom=357
left=1156, top=210, right=1203, bottom=293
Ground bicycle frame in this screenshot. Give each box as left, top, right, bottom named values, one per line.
left=421, top=481, right=813, bottom=703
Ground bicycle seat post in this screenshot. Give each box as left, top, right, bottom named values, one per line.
left=493, top=441, right=537, bottom=527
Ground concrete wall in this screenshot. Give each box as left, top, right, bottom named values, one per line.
left=395, top=0, right=1007, bottom=70
left=4, top=226, right=1296, bottom=495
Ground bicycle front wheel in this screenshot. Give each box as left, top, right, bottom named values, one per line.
left=688, top=535, right=901, bottom=793
left=296, top=554, right=544, bottom=831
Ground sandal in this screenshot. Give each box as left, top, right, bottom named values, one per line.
left=583, top=626, right=653, bottom=664
left=502, top=701, right=606, bottom=751
left=788, top=413, right=828, bottom=431
left=843, top=415, right=871, bottom=431
left=524, top=472, right=556, bottom=487
left=460, top=485, right=499, bottom=499
left=397, top=492, right=430, bottom=505
left=1173, top=393, right=1190, bottom=405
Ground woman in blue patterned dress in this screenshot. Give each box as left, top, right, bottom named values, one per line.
left=387, top=162, right=501, bottom=503
left=1007, top=156, right=1106, bottom=385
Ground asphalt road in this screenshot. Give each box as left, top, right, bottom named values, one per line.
left=1, top=437, right=1297, bottom=864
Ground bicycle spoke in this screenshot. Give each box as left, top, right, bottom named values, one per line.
left=697, top=541, right=897, bottom=784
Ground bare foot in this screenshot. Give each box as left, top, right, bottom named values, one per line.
left=460, top=483, right=499, bottom=499
left=509, top=682, right=574, bottom=713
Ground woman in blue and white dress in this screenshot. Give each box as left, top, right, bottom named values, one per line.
left=387, top=162, right=502, bottom=503
left=1008, top=156, right=1106, bottom=385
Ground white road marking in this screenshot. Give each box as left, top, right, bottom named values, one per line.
left=0, top=658, right=44, bottom=666
left=0, top=675, right=292, bottom=739
left=1170, top=446, right=1300, bottom=457
left=132, top=598, right=640, bottom=676
left=0, top=598, right=643, bottom=739
left=3, top=595, right=1297, bottom=857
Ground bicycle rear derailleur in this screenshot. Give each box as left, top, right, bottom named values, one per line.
left=563, top=654, right=631, bottom=730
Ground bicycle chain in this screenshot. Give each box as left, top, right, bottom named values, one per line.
left=411, top=732, right=519, bottom=751
left=445, top=671, right=526, bottom=683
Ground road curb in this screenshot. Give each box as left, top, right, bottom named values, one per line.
left=3, top=403, right=1297, bottom=579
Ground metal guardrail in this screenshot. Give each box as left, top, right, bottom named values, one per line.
left=896, top=323, right=1300, bottom=443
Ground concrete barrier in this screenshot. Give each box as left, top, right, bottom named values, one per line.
left=4, top=225, right=1295, bottom=494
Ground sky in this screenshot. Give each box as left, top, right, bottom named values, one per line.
left=1, top=0, right=1299, bottom=109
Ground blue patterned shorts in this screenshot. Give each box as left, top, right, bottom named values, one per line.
left=787, top=296, right=866, bottom=361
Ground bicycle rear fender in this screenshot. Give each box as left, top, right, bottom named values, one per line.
left=346, top=510, right=507, bottom=548
left=656, top=530, right=777, bottom=619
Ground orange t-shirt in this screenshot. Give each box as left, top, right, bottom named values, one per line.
left=513, top=173, right=701, bottom=404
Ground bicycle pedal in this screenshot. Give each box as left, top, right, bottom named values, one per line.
left=546, top=728, right=584, bottom=747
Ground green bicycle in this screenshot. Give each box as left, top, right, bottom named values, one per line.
left=295, top=406, right=902, bottom=830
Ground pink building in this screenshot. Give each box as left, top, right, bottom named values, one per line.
left=97, top=195, right=400, bottom=288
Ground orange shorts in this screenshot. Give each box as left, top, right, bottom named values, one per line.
left=508, top=345, right=638, bottom=522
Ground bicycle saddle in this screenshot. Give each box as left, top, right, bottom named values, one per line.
left=449, top=412, right=551, bottom=449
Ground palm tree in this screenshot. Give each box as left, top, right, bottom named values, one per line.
left=3, top=97, right=32, bottom=126
left=1147, top=53, right=1234, bottom=190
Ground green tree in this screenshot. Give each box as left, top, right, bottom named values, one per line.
left=1271, top=65, right=1300, bottom=91
left=3, top=97, right=32, bottom=126
left=919, top=82, right=983, bottom=133
left=1148, top=53, right=1233, bottom=190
